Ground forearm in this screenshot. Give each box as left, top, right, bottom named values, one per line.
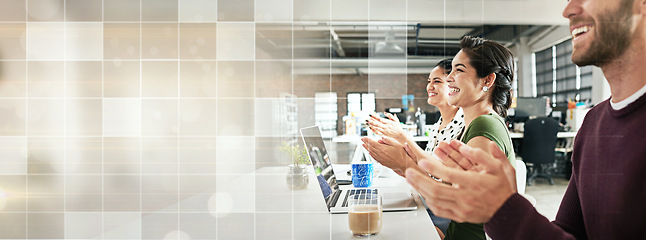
left=383, top=154, right=422, bottom=177
left=392, top=130, right=411, bottom=145
left=485, top=194, right=578, bottom=240
left=401, top=158, right=424, bottom=177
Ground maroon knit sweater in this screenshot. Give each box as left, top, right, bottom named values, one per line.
left=485, top=93, right=646, bottom=239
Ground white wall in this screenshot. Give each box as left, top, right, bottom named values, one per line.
left=296, top=0, right=569, bottom=25
left=591, top=67, right=611, bottom=105
left=510, top=36, right=535, bottom=98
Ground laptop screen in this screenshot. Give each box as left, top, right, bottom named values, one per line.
left=300, top=126, right=340, bottom=204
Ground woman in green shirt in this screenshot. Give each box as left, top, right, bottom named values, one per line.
left=362, top=35, right=516, bottom=240
left=432, top=35, right=516, bottom=240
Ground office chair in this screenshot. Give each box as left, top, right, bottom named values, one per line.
left=555, top=137, right=574, bottom=180
left=522, top=117, right=560, bottom=185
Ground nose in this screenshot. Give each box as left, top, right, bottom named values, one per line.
left=562, top=0, right=581, bottom=19
left=446, top=71, right=455, bottom=83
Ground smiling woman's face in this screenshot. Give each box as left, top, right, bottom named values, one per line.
left=445, top=50, right=487, bottom=108
left=426, top=66, right=450, bottom=107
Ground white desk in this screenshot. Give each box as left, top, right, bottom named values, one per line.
left=509, top=131, right=577, bottom=139
left=250, top=166, right=440, bottom=240
left=333, top=135, right=428, bottom=143
left=334, top=132, right=577, bottom=143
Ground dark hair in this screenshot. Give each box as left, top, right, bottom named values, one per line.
left=459, top=36, right=514, bottom=117
left=435, top=58, right=453, bottom=75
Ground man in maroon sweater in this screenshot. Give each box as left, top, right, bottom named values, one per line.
left=404, top=0, right=646, bottom=239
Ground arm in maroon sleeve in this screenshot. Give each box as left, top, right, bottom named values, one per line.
left=484, top=177, right=585, bottom=239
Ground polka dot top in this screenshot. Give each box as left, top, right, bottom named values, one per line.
left=425, top=108, right=465, bottom=153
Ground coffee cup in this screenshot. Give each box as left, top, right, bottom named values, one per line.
left=351, top=162, right=374, bottom=188
left=348, top=192, right=382, bottom=237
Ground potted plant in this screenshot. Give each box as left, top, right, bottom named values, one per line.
left=280, top=141, right=310, bottom=190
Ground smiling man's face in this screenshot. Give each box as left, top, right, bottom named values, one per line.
left=564, top=0, right=634, bottom=67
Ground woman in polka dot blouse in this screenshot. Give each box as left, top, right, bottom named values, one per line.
left=364, top=58, right=464, bottom=238
left=365, top=58, right=465, bottom=176
left=368, top=58, right=464, bottom=172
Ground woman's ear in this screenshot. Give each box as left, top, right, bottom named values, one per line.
left=483, top=72, right=496, bottom=88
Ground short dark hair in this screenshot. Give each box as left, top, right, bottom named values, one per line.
left=459, top=36, right=515, bottom=117
left=435, top=58, right=453, bottom=75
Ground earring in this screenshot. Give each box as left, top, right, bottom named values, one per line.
left=482, top=86, right=489, bottom=92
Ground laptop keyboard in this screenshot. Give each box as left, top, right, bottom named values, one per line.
left=341, top=189, right=378, bottom=207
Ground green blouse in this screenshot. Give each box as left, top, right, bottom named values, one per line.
left=462, top=113, right=516, bottom=168
left=445, top=113, right=516, bottom=240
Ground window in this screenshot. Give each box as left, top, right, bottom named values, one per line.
left=347, top=92, right=375, bottom=114
left=315, top=92, right=338, bottom=138
left=534, top=39, right=593, bottom=107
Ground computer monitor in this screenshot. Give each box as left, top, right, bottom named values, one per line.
left=515, top=97, right=548, bottom=119
left=550, top=106, right=568, bottom=125
left=425, top=111, right=441, bottom=125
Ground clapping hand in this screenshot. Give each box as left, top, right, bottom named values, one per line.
left=434, top=141, right=477, bottom=170
left=361, top=136, right=417, bottom=177
left=366, top=113, right=407, bottom=144
left=405, top=140, right=517, bottom=223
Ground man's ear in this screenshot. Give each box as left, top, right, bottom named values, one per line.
left=631, top=0, right=646, bottom=31
left=638, top=0, right=646, bottom=16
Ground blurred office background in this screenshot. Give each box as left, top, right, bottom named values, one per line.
left=0, top=0, right=609, bottom=239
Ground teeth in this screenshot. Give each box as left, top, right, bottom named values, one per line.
left=572, top=25, right=590, bottom=37
left=450, top=88, right=460, bottom=93
left=428, top=92, right=437, bottom=97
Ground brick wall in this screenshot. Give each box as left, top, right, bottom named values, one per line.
left=293, top=73, right=437, bottom=135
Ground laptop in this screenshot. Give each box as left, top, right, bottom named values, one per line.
left=300, top=125, right=417, bottom=213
